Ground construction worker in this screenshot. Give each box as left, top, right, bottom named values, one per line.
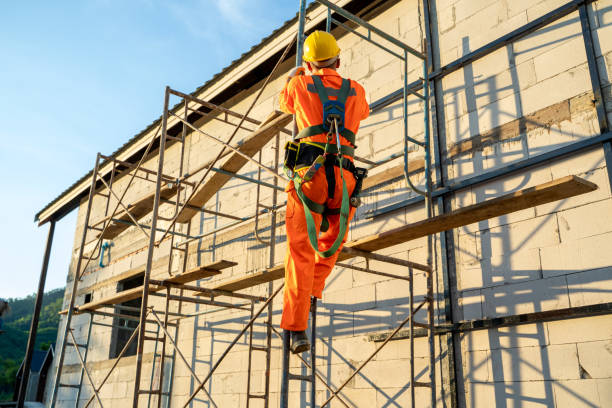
left=279, top=31, right=369, bottom=353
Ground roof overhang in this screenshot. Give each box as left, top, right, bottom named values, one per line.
left=35, top=0, right=387, bottom=225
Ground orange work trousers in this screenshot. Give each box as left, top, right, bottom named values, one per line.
left=281, top=164, right=357, bottom=331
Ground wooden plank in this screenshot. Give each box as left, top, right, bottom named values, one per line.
left=175, top=111, right=292, bottom=223
left=212, top=175, right=597, bottom=292
left=76, top=255, right=171, bottom=296
left=92, top=184, right=182, bottom=240
left=165, top=260, right=237, bottom=284
left=61, top=259, right=236, bottom=314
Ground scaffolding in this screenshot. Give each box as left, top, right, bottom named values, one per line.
left=24, top=0, right=607, bottom=407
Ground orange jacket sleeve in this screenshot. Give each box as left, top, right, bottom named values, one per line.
left=279, top=77, right=298, bottom=114
left=355, top=81, right=369, bottom=121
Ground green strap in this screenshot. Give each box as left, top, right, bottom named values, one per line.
left=295, top=174, right=349, bottom=258
left=296, top=126, right=356, bottom=146
left=311, top=75, right=329, bottom=103
left=337, top=78, right=351, bottom=103
left=293, top=145, right=350, bottom=258
left=306, top=141, right=355, bottom=157
left=295, top=186, right=326, bottom=214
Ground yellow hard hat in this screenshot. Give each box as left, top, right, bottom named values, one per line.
left=303, top=31, right=340, bottom=62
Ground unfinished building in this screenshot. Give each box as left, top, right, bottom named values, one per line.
left=23, top=0, right=612, bottom=406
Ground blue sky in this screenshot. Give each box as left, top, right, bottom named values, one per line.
left=0, top=0, right=301, bottom=299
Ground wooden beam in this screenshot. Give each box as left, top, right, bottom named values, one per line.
left=61, top=259, right=237, bottom=314
left=212, top=175, right=597, bottom=292
left=175, top=111, right=292, bottom=223
left=165, top=260, right=237, bottom=285
left=91, top=184, right=182, bottom=240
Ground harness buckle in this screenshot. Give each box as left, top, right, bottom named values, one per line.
left=323, top=100, right=345, bottom=132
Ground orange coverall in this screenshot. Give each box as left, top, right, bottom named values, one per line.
left=279, top=68, right=369, bottom=331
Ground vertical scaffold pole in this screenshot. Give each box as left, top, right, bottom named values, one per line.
left=264, top=132, right=281, bottom=408
left=17, top=219, right=56, bottom=408
left=132, top=86, right=171, bottom=407
left=310, top=297, right=317, bottom=407
left=280, top=330, right=291, bottom=407
left=282, top=2, right=308, bottom=405
left=292, top=0, right=307, bottom=141
left=409, top=265, right=415, bottom=406
left=424, top=52, right=437, bottom=407
left=51, top=153, right=101, bottom=408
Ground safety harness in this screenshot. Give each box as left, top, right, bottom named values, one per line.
left=284, top=75, right=367, bottom=258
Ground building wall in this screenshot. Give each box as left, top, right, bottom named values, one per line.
left=45, top=0, right=612, bottom=407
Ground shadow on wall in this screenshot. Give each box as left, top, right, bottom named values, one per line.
left=178, top=4, right=612, bottom=408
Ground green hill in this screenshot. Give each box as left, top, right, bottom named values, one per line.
left=0, top=288, right=65, bottom=401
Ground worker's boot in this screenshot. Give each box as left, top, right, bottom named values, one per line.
left=290, top=330, right=310, bottom=354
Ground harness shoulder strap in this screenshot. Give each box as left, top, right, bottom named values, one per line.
left=337, top=78, right=351, bottom=105
left=311, top=75, right=329, bottom=103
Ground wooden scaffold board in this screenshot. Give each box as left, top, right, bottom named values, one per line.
left=61, top=259, right=237, bottom=314
left=212, top=175, right=597, bottom=292
left=175, top=111, right=292, bottom=223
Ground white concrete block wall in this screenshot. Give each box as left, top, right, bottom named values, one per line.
left=46, top=0, right=612, bottom=406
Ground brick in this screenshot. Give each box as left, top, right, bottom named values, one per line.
left=547, top=314, right=612, bottom=344
left=460, top=322, right=549, bottom=351
left=323, top=283, right=375, bottom=315
left=577, top=340, right=612, bottom=379
left=438, top=4, right=456, bottom=33
left=540, top=241, right=583, bottom=277
left=460, top=166, right=551, bottom=233
left=375, top=273, right=427, bottom=308
left=457, top=265, right=485, bottom=292
left=517, top=8, right=581, bottom=61
left=375, top=336, right=431, bottom=361
left=533, top=35, right=587, bottom=82
left=459, top=289, right=483, bottom=320
left=481, top=247, right=541, bottom=287
left=549, top=344, right=581, bottom=380
left=536, top=150, right=610, bottom=215
left=521, top=64, right=591, bottom=116
left=454, top=0, right=497, bottom=24
left=597, top=378, right=612, bottom=407
left=481, top=275, right=569, bottom=318
left=578, top=233, right=612, bottom=271
left=467, top=380, right=555, bottom=408
left=376, top=385, right=435, bottom=408
left=489, top=344, right=578, bottom=381
left=553, top=379, right=601, bottom=408
left=594, top=23, right=612, bottom=57
left=463, top=350, right=492, bottom=382
left=558, top=199, right=612, bottom=242
left=567, top=267, right=612, bottom=307
left=476, top=214, right=560, bottom=258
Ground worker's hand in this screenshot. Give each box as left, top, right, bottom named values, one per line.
left=287, top=66, right=305, bottom=82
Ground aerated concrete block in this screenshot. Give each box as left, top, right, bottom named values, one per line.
left=459, top=289, right=484, bottom=321
left=460, top=322, right=549, bottom=351
left=577, top=340, right=612, bottom=379
left=547, top=314, right=612, bottom=345
left=481, top=275, right=569, bottom=318
left=553, top=379, right=601, bottom=408
left=557, top=199, right=612, bottom=242
left=567, top=267, right=612, bottom=307
left=521, top=64, right=592, bottom=116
